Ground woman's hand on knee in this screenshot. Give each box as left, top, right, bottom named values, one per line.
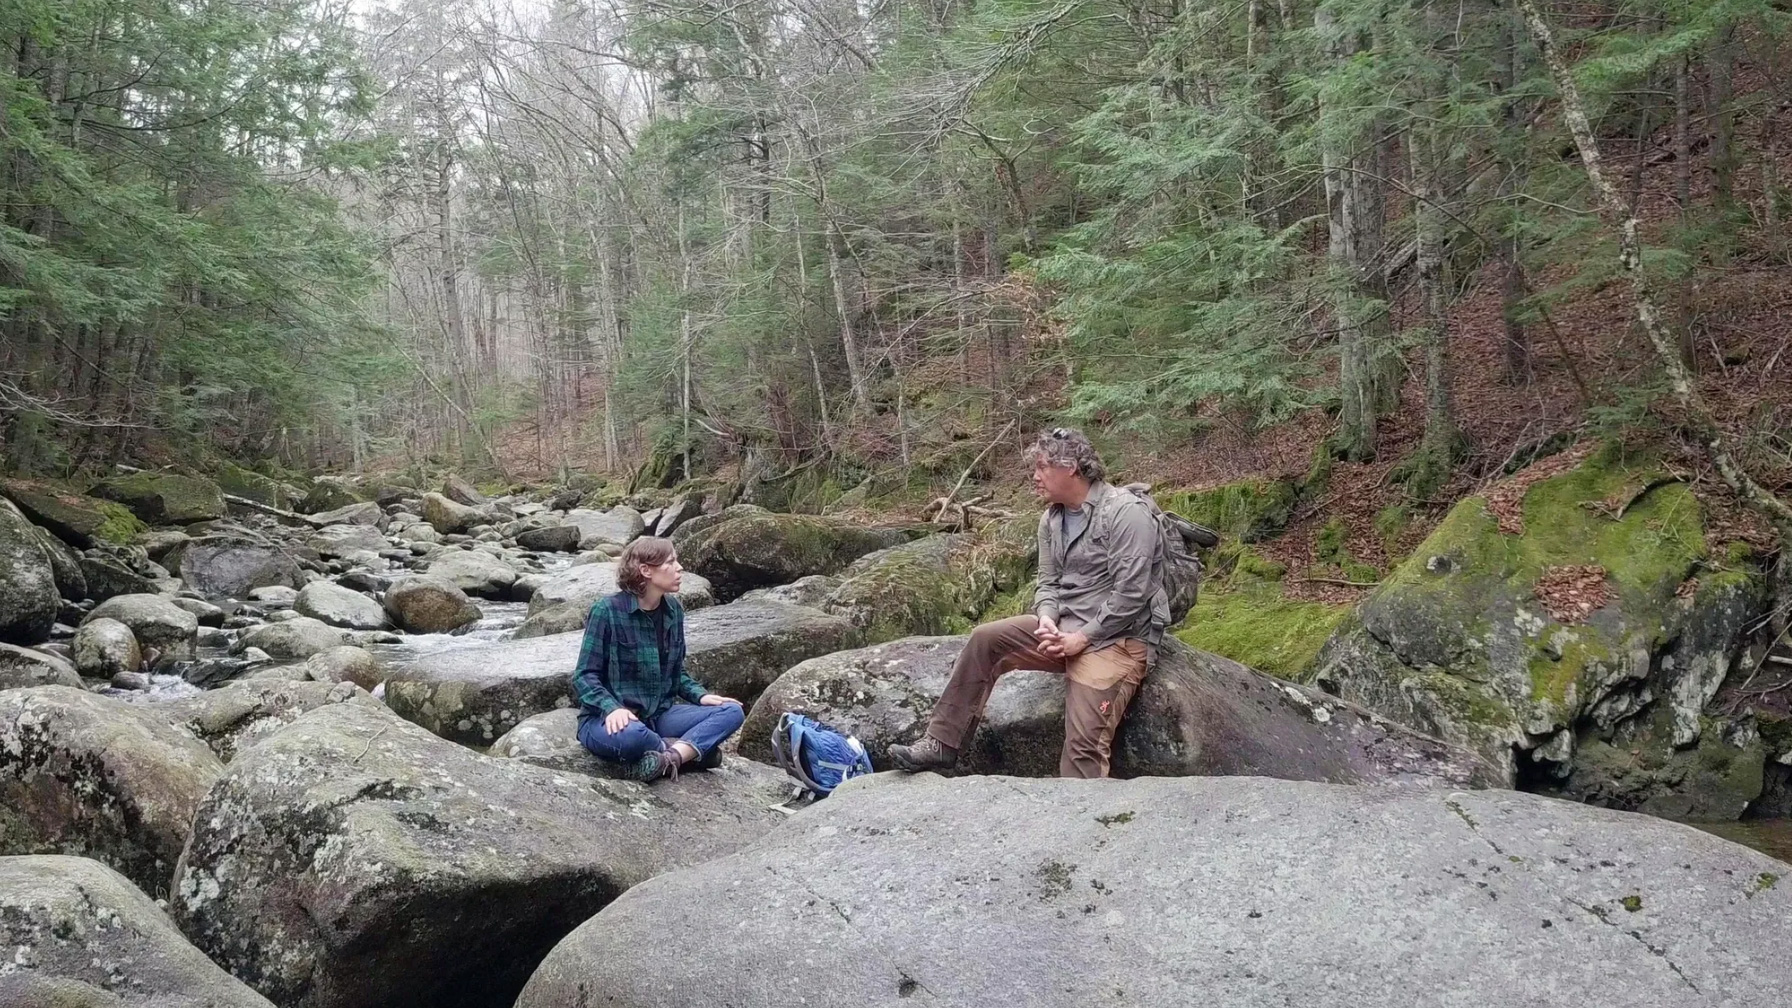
left=699, top=694, right=741, bottom=707
left=604, top=708, right=638, bottom=735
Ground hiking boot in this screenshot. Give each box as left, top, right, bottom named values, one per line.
left=624, top=748, right=680, bottom=782
left=888, top=734, right=957, bottom=773
left=697, top=746, right=725, bottom=771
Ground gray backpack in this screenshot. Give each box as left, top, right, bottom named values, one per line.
left=1123, top=483, right=1217, bottom=625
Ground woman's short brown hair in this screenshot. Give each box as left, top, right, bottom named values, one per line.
left=616, top=536, right=677, bottom=594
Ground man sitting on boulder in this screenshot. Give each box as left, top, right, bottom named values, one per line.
left=890, top=427, right=1168, bottom=778
left=572, top=536, right=745, bottom=780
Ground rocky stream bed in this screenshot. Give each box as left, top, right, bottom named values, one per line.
left=2, top=466, right=1790, bottom=1006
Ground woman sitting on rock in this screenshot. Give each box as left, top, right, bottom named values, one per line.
left=572, top=535, right=745, bottom=780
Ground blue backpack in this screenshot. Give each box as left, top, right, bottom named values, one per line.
left=770, top=712, right=873, bottom=807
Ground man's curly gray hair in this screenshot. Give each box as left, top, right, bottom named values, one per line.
left=1025, top=427, right=1106, bottom=482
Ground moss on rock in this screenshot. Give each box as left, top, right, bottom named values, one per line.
left=1160, top=479, right=1298, bottom=543
left=89, top=472, right=226, bottom=525
left=1174, top=584, right=1350, bottom=682
left=1313, top=445, right=1764, bottom=813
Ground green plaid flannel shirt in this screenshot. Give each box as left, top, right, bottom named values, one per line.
left=572, top=592, right=708, bottom=721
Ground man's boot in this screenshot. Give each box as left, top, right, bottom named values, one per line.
left=888, top=734, right=958, bottom=773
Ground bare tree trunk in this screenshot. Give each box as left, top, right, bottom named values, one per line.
left=1710, top=25, right=1737, bottom=208
left=1318, top=6, right=1381, bottom=461
left=1518, top=0, right=1792, bottom=537
left=1411, top=125, right=1456, bottom=473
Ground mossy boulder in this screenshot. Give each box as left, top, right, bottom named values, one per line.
left=217, top=461, right=295, bottom=509
left=821, top=526, right=1036, bottom=644
left=675, top=506, right=918, bottom=601
left=1, top=478, right=146, bottom=546
left=89, top=472, right=225, bottom=525
left=1313, top=448, right=1764, bottom=815
left=1160, top=478, right=1298, bottom=543
left=297, top=476, right=365, bottom=514
left=1175, top=583, right=1350, bottom=682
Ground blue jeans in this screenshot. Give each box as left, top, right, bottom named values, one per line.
left=577, top=702, right=745, bottom=764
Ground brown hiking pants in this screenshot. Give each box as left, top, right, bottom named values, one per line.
left=926, top=615, right=1149, bottom=779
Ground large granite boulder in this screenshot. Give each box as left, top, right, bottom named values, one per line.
left=0, top=641, right=82, bottom=689
left=1313, top=447, right=1767, bottom=817
left=31, top=523, right=89, bottom=601
left=0, top=854, right=275, bottom=1008
left=89, top=472, right=225, bottom=524
left=304, top=645, right=384, bottom=689
left=83, top=594, right=198, bottom=660
left=305, top=523, right=389, bottom=559
left=741, top=635, right=1492, bottom=787
left=0, top=687, right=222, bottom=897
left=0, top=497, right=58, bottom=645
left=563, top=507, right=645, bottom=548
left=420, top=548, right=518, bottom=598
left=676, top=506, right=914, bottom=601
left=296, top=477, right=363, bottom=515
left=233, top=616, right=347, bottom=660
left=159, top=679, right=379, bottom=761
left=442, top=473, right=490, bottom=506
left=514, top=561, right=715, bottom=639
left=0, top=478, right=145, bottom=547
left=294, top=580, right=389, bottom=630
left=382, top=575, right=481, bottom=634
left=421, top=491, right=484, bottom=534
left=821, top=526, right=1034, bottom=643
left=386, top=598, right=861, bottom=745
left=306, top=500, right=386, bottom=529
left=516, top=773, right=1792, bottom=1008
left=70, top=618, right=140, bottom=678
left=516, top=523, right=581, bottom=552
left=166, top=534, right=301, bottom=599
left=172, top=702, right=790, bottom=1008
left=78, top=549, right=159, bottom=601
left=218, top=460, right=296, bottom=510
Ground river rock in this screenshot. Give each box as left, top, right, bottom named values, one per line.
left=83, top=594, right=197, bottom=659
left=0, top=854, right=276, bottom=1008
left=382, top=575, right=481, bottom=634
left=422, top=491, right=484, bottom=534
left=398, top=522, right=442, bottom=545
left=171, top=596, right=227, bottom=626
left=70, top=617, right=140, bottom=679
left=0, top=498, right=58, bottom=645
left=160, top=678, right=378, bottom=761
left=297, top=477, right=363, bottom=514
left=304, top=645, right=384, bottom=689
left=737, top=574, right=843, bottom=609
left=741, top=635, right=1492, bottom=787
left=0, top=478, right=145, bottom=548
left=305, top=522, right=389, bottom=560
left=167, top=534, right=301, bottom=599
left=294, top=580, right=388, bottom=630
left=89, top=472, right=225, bottom=524
left=233, top=616, right=345, bottom=660
left=77, top=549, right=159, bottom=601
left=676, top=506, right=914, bottom=601
left=514, top=562, right=715, bottom=639
left=0, top=687, right=222, bottom=897
left=652, top=496, right=704, bottom=537
left=1313, top=448, right=1768, bottom=815
left=0, top=641, right=82, bottom=689
left=171, top=702, right=788, bottom=1008
left=516, top=523, right=581, bottom=552
left=515, top=773, right=1792, bottom=1008
left=442, top=473, right=489, bottom=506
left=31, top=524, right=88, bottom=601
left=387, top=598, right=860, bottom=745
left=307, top=500, right=386, bottom=529
left=563, top=507, right=645, bottom=548
left=421, top=548, right=518, bottom=598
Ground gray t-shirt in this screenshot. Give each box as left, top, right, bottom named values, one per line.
left=1061, top=505, right=1089, bottom=548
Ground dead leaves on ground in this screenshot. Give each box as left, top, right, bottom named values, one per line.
left=1534, top=564, right=1613, bottom=623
